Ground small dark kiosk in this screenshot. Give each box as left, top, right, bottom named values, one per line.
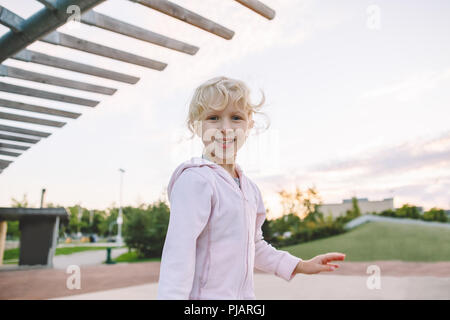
left=0, top=207, right=69, bottom=267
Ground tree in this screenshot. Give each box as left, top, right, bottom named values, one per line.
left=378, top=209, right=396, bottom=217
left=423, top=207, right=447, bottom=222
left=336, top=197, right=361, bottom=223
left=124, top=201, right=170, bottom=258
left=396, top=204, right=420, bottom=219
left=351, top=197, right=361, bottom=217
left=278, top=185, right=322, bottom=220
left=11, top=193, right=29, bottom=208
left=7, top=194, right=29, bottom=239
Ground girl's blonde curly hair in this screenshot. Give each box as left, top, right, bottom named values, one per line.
left=186, top=76, right=270, bottom=139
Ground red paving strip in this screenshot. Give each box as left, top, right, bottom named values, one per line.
left=0, top=262, right=161, bottom=300
left=1, top=261, right=450, bottom=300
left=318, top=261, right=450, bottom=277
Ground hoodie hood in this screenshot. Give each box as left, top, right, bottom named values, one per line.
left=167, top=156, right=245, bottom=203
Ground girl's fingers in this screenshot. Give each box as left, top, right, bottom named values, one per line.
left=327, top=263, right=339, bottom=268
left=321, top=265, right=334, bottom=272
left=323, top=252, right=346, bottom=263
left=316, top=253, right=345, bottom=272
left=320, top=264, right=339, bottom=273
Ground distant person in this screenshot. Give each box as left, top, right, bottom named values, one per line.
left=157, top=76, right=346, bottom=299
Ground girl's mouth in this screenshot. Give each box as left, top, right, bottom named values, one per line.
left=216, top=138, right=236, bottom=148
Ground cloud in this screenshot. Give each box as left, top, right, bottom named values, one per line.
left=360, top=68, right=450, bottom=102
left=253, top=131, right=450, bottom=213
left=310, top=131, right=450, bottom=176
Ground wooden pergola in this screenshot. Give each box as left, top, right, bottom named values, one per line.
left=0, top=0, right=276, bottom=174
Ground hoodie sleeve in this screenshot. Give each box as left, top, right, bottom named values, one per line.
left=157, top=169, right=213, bottom=299
left=253, top=185, right=302, bottom=282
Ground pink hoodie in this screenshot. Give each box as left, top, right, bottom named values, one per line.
left=156, top=156, right=302, bottom=300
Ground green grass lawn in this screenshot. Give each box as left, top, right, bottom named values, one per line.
left=280, top=221, right=450, bottom=262
left=111, top=250, right=160, bottom=263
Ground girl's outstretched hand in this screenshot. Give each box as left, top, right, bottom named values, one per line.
left=295, top=252, right=346, bottom=275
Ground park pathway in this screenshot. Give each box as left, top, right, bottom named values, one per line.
left=52, top=247, right=128, bottom=269
left=2, top=261, right=450, bottom=300
left=53, top=274, right=450, bottom=300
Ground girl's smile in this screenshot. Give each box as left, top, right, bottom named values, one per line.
left=215, top=137, right=237, bottom=148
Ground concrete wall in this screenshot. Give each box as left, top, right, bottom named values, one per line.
left=344, top=214, right=450, bottom=230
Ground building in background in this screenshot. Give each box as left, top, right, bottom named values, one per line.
left=317, top=197, right=395, bottom=218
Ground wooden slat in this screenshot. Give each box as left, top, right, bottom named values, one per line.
left=0, top=0, right=105, bottom=63
left=0, top=133, right=39, bottom=144
left=81, top=11, right=198, bottom=55
left=0, top=6, right=23, bottom=33
left=234, top=0, right=275, bottom=20
left=0, top=159, right=12, bottom=169
left=0, top=142, right=29, bottom=150
left=35, top=0, right=57, bottom=10
left=0, top=124, right=51, bottom=138
left=0, top=98, right=80, bottom=119
left=0, top=82, right=99, bottom=107
left=0, top=111, right=65, bottom=128
left=0, top=149, right=20, bottom=157
left=13, top=50, right=139, bottom=84
left=0, top=65, right=116, bottom=95
left=41, top=31, right=167, bottom=71
left=130, top=0, right=234, bottom=40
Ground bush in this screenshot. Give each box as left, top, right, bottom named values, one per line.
left=422, top=208, right=448, bottom=222
left=263, top=212, right=346, bottom=248
left=123, top=201, right=170, bottom=258
left=6, top=221, right=20, bottom=240
left=377, top=209, right=396, bottom=217
left=395, top=204, right=421, bottom=219
left=373, top=206, right=447, bottom=222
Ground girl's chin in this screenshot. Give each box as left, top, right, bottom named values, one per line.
left=208, top=151, right=237, bottom=160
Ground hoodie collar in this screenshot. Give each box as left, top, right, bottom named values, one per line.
left=199, top=154, right=247, bottom=200
left=167, top=155, right=248, bottom=202
left=201, top=153, right=243, bottom=178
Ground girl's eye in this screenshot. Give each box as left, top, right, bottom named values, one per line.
left=207, top=115, right=242, bottom=120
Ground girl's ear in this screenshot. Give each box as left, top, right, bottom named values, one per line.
left=249, top=119, right=254, bottom=130
left=193, top=119, right=203, bottom=138
left=245, top=119, right=254, bottom=138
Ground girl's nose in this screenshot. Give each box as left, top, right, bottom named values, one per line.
left=220, top=128, right=234, bottom=139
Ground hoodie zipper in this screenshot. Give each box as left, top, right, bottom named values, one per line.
left=226, top=172, right=249, bottom=299
left=236, top=182, right=249, bottom=299
left=199, top=156, right=249, bottom=299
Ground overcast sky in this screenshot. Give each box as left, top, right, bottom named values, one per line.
left=1, top=0, right=449, bottom=218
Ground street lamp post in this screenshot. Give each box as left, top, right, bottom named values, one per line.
left=77, top=205, right=82, bottom=238
left=116, top=168, right=125, bottom=246
left=40, top=188, right=46, bottom=208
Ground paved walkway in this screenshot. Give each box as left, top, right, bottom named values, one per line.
left=4, top=241, right=123, bottom=250
left=1, top=247, right=128, bottom=270
left=0, top=261, right=160, bottom=300
left=52, top=247, right=128, bottom=269
left=2, top=261, right=450, bottom=300
left=51, top=274, right=450, bottom=300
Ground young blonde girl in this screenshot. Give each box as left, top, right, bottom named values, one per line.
left=157, top=76, right=345, bottom=300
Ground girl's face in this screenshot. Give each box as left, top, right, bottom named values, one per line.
left=199, top=103, right=254, bottom=163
